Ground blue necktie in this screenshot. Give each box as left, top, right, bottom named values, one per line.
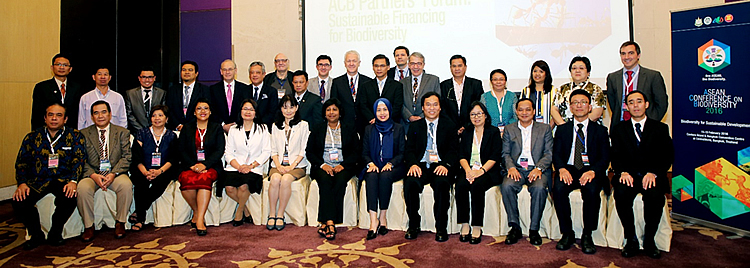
left=426, top=122, right=435, bottom=168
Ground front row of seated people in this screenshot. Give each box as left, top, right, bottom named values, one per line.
left=13, top=89, right=673, bottom=259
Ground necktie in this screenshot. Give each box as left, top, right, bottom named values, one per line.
left=427, top=122, right=435, bottom=168
left=350, top=78, right=356, bottom=100
left=183, top=85, right=189, bottom=107
left=226, top=84, right=233, bottom=112
left=623, top=71, right=634, bottom=120
left=320, top=80, right=326, bottom=100
left=413, top=77, right=419, bottom=106
left=399, top=70, right=404, bottom=80
left=574, top=123, right=585, bottom=170
left=144, top=89, right=151, bottom=116
left=60, top=83, right=66, bottom=99
left=635, top=123, right=642, bottom=146
left=99, top=129, right=109, bottom=175
left=253, top=86, right=259, bottom=101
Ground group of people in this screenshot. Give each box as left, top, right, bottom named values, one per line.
left=15, top=41, right=672, bottom=259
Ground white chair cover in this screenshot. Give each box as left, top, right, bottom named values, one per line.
left=358, top=179, right=409, bottom=231
left=606, top=193, right=672, bottom=251
left=306, top=176, right=359, bottom=227
left=448, top=185, right=503, bottom=236
left=261, top=175, right=311, bottom=226
left=497, top=185, right=557, bottom=237
left=546, top=189, right=608, bottom=247
left=34, top=193, right=84, bottom=239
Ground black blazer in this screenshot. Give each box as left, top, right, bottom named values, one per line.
left=165, top=82, right=210, bottom=129
left=405, top=117, right=459, bottom=169
left=610, top=118, right=674, bottom=193
left=31, top=78, right=83, bottom=130
left=362, top=123, right=406, bottom=169
left=250, top=83, right=279, bottom=127
left=297, top=92, right=323, bottom=129
left=440, top=77, right=484, bottom=129
left=307, top=122, right=361, bottom=172
left=263, top=71, right=293, bottom=93
left=357, top=79, right=404, bottom=125
left=209, top=80, right=251, bottom=125
left=553, top=120, right=611, bottom=190
left=459, top=125, right=503, bottom=181
left=177, top=121, right=226, bottom=195
left=330, top=73, right=373, bottom=131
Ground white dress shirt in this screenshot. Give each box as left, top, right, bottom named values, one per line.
left=567, top=118, right=589, bottom=165
left=517, top=121, right=536, bottom=167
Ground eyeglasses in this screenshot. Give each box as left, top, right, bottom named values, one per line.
left=274, top=59, right=289, bottom=63
left=53, top=63, right=71, bottom=67
left=220, top=68, right=235, bottom=72
left=408, top=62, right=424, bottom=66
left=373, top=64, right=388, bottom=68
left=139, top=76, right=155, bottom=79
left=470, top=112, right=485, bottom=118
left=316, top=63, right=331, bottom=67
left=570, top=101, right=590, bottom=106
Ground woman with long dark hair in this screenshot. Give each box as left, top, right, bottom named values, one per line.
left=521, top=60, right=557, bottom=127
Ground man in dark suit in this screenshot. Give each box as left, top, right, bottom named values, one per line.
left=358, top=54, right=404, bottom=126
left=165, top=60, right=210, bottom=131
left=330, top=50, right=373, bottom=133
left=248, top=61, right=278, bottom=127
left=403, top=92, right=458, bottom=242
left=606, top=41, right=668, bottom=128
left=31, top=54, right=83, bottom=130
left=307, top=55, right=333, bottom=102
left=440, top=55, right=484, bottom=134
left=290, top=70, right=322, bottom=128
left=501, top=98, right=553, bottom=246
left=209, top=59, right=251, bottom=133
left=387, top=46, right=410, bottom=81
left=401, top=52, right=441, bottom=130
left=125, top=66, right=166, bottom=133
left=263, top=53, right=293, bottom=98
left=552, top=90, right=610, bottom=254
left=610, top=91, right=673, bottom=259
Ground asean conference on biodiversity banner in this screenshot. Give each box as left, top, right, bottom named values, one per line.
left=671, top=1, right=750, bottom=232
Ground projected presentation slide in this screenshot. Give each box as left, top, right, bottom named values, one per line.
left=303, top=0, right=631, bottom=90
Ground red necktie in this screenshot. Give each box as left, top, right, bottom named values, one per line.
left=320, top=80, right=326, bottom=100
left=350, top=78, right=356, bottom=100
left=623, top=71, right=634, bottom=120
left=399, top=70, right=404, bottom=80
left=60, top=83, right=66, bottom=98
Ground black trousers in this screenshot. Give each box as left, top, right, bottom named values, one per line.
left=12, top=180, right=77, bottom=240
left=403, top=163, right=453, bottom=231
left=131, top=169, right=175, bottom=223
left=312, top=167, right=353, bottom=224
left=552, top=165, right=601, bottom=234
left=364, top=169, right=401, bottom=212
left=455, top=171, right=498, bottom=226
left=613, top=175, right=665, bottom=241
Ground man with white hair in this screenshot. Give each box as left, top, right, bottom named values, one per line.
left=330, top=50, right=373, bottom=134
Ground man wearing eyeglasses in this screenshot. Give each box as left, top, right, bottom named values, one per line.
left=401, top=52, right=440, bottom=131
left=263, top=53, right=293, bottom=98
left=125, top=66, right=165, bottom=134
left=31, top=54, right=83, bottom=130
left=209, top=59, right=251, bottom=133
left=307, top=55, right=333, bottom=102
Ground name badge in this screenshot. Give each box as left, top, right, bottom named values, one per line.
left=282, top=151, right=290, bottom=166
left=498, top=124, right=505, bottom=133
left=197, top=150, right=205, bottom=162
left=100, top=159, right=111, bottom=172
left=183, top=108, right=188, bottom=115
left=582, top=153, right=590, bottom=166
left=151, top=152, right=162, bottom=167
left=62, top=146, right=72, bottom=150
left=535, top=115, right=544, bottom=123
left=328, top=148, right=340, bottom=162
left=520, top=157, right=529, bottom=170
left=48, top=154, right=59, bottom=169
left=471, top=161, right=481, bottom=170
left=428, top=150, right=439, bottom=163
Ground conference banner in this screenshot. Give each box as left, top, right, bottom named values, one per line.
left=671, top=1, right=750, bottom=232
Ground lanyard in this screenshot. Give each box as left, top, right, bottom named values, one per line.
left=198, top=128, right=207, bottom=149
left=326, top=122, right=340, bottom=147
left=624, top=68, right=640, bottom=91
left=427, top=121, right=437, bottom=151
left=151, top=127, right=165, bottom=153
left=46, top=127, right=64, bottom=154
left=492, top=90, right=505, bottom=122
left=277, top=77, right=286, bottom=89
left=575, top=125, right=586, bottom=152
left=284, top=124, right=292, bottom=147
left=349, top=75, right=359, bottom=95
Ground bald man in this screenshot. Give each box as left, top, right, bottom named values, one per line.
left=263, top=53, right=293, bottom=98
left=210, top=59, right=251, bottom=133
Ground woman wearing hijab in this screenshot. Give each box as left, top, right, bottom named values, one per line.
left=361, top=98, right=406, bottom=240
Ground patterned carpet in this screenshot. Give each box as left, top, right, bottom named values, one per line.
left=0, top=201, right=748, bottom=267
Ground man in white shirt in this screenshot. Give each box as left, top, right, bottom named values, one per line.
left=401, top=52, right=441, bottom=130
left=387, top=46, right=410, bottom=81
left=307, top=55, right=333, bottom=102
left=78, top=67, right=128, bottom=129
left=330, top=50, right=373, bottom=133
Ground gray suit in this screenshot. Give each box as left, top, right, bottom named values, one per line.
left=125, top=86, right=166, bottom=132
left=78, top=124, right=133, bottom=228
left=307, top=76, right=332, bottom=102
left=501, top=121, right=553, bottom=231
left=401, top=73, right=440, bottom=127
left=606, top=65, right=668, bottom=128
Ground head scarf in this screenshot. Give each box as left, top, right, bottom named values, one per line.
left=370, top=98, right=394, bottom=166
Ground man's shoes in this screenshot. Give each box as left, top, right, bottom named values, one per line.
left=82, top=227, right=95, bottom=242
left=529, top=230, right=542, bottom=246
left=404, top=227, right=420, bottom=240
left=621, top=237, right=640, bottom=258
left=47, top=234, right=65, bottom=246
left=556, top=232, right=575, bottom=250
left=115, top=222, right=126, bottom=239
left=643, top=240, right=661, bottom=259
left=22, top=238, right=44, bottom=250
left=366, top=230, right=377, bottom=240
left=505, top=227, right=522, bottom=245
left=581, top=234, right=597, bottom=254
left=435, top=229, right=449, bottom=242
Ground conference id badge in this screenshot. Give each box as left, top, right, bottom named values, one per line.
left=100, top=159, right=111, bottom=172
left=428, top=150, right=439, bottom=163
left=520, top=157, right=529, bottom=170
left=471, top=161, right=481, bottom=170
left=151, top=152, right=162, bottom=167
left=582, top=153, right=590, bottom=166
left=535, top=115, right=544, bottom=123
left=197, top=150, right=206, bottom=162
left=183, top=108, right=188, bottom=115
left=48, top=154, right=59, bottom=169
left=282, top=151, right=291, bottom=166
left=329, top=149, right=340, bottom=162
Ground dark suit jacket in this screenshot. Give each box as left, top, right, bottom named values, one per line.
left=177, top=121, right=226, bottom=195
left=307, top=122, right=361, bottom=172
left=296, top=91, right=323, bottom=129
left=125, top=86, right=166, bottom=132
left=209, top=80, right=251, bottom=125
left=31, top=78, right=83, bottom=130
left=362, top=123, right=406, bottom=169
left=165, top=82, right=210, bottom=130
left=440, top=77, right=484, bottom=129
left=459, top=125, right=503, bottom=181
left=263, top=71, right=293, bottom=93
left=357, top=78, right=404, bottom=125
left=606, top=66, right=668, bottom=128
left=405, top=117, right=459, bottom=169
left=81, top=124, right=132, bottom=178
left=502, top=121, right=553, bottom=172
left=401, top=73, right=441, bottom=123
left=552, top=120, right=610, bottom=190
left=610, top=118, right=674, bottom=193
left=250, top=83, right=279, bottom=127
left=330, top=73, right=373, bottom=131
left=387, top=66, right=408, bottom=81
